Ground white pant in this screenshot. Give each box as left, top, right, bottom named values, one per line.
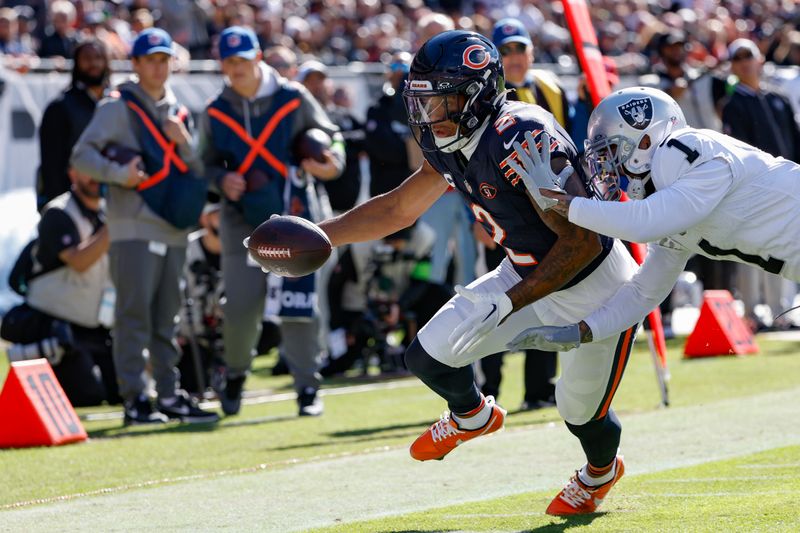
left=417, top=240, right=639, bottom=425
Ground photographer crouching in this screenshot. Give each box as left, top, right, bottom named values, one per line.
left=2, top=168, right=120, bottom=407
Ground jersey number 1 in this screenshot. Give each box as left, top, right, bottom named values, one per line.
left=666, top=138, right=700, bottom=163
left=471, top=204, right=538, bottom=266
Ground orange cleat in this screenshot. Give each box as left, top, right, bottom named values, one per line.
left=409, top=396, right=507, bottom=461
left=546, top=456, right=625, bottom=516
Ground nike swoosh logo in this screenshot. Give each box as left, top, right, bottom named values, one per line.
left=482, top=304, right=497, bottom=322
left=503, top=132, right=520, bottom=150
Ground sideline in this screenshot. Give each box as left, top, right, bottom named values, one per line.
left=3, top=386, right=799, bottom=531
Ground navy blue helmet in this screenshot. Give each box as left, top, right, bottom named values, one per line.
left=404, top=30, right=505, bottom=152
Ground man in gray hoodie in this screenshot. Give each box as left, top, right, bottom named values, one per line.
left=199, top=26, right=344, bottom=417
left=71, top=28, right=219, bottom=425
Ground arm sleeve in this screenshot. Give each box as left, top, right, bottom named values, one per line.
left=36, top=209, right=80, bottom=268
left=70, top=99, right=133, bottom=186
left=197, top=109, right=229, bottom=192
left=38, top=100, right=71, bottom=200
left=584, top=240, right=691, bottom=340
left=294, top=87, right=345, bottom=175
left=568, top=158, right=733, bottom=243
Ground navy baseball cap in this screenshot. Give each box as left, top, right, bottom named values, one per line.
left=492, top=18, right=532, bottom=48
left=219, top=26, right=260, bottom=60
left=131, top=28, right=174, bottom=58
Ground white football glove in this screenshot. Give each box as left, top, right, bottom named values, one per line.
left=448, top=285, right=513, bottom=357
left=506, top=131, right=573, bottom=211
left=507, top=323, right=581, bottom=352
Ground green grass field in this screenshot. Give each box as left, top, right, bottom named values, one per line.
left=311, top=445, right=800, bottom=533
left=1, top=335, right=799, bottom=531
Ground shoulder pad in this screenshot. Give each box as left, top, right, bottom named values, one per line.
left=491, top=105, right=568, bottom=187
left=651, top=129, right=713, bottom=189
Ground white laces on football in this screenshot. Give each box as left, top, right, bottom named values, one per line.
left=559, top=475, right=593, bottom=508
left=430, top=413, right=463, bottom=442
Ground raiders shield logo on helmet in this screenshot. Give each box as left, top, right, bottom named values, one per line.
left=617, top=97, right=653, bottom=130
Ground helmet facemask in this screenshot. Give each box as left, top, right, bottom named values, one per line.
left=584, top=134, right=653, bottom=200
left=405, top=74, right=493, bottom=153
left=585, top=86, right=688, bottom=201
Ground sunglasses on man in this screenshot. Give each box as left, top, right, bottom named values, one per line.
left=732, top=51, right=755, bottom=61
left=499, top=42, right=528, bottom=56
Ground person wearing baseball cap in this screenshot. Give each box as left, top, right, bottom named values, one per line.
left=71, top=27, right=217, bottom=425
left=490, top=18, right=571, bottom=132
left=199, top=26, right=345, bottom=417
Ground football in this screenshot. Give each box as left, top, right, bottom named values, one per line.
left=244, top=167, right=270, bottom=192
left=101, top=143, right=140, bottom=165
left=292, top=128, right=332, bottom=164
left=245, top=215, right=332, bottom=277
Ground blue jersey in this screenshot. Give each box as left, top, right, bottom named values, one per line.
left=425, top=100, right=613, bottom=286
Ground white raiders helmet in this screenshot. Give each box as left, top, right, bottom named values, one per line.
left=584, top=87, right=686, bottom=200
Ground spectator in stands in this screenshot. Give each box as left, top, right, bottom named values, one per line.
left=80, top=10, right=129, bottom=61
left=642, top=30, right=726, bottom=131
left=722, top=38, right=800, bottom=331
left=414, top=12, right=454, bottom=51
left=130, top=9, right=155, bottom=37
left=364, top=51, right=418, bottom=198
left=37, top=0, right=79, bottom=59
left=493, top=18, right=573, bottom=133
left=264, top=45, right=298, bottom=80
left=13, top=5, right=38, bottom=55
left=297, top=60, right=330, bottom=105
left=38, top=39, right=110, bottom=210
left=325, top=85, right=366, bottom=213
left=297, top=60, right=363, bottom=213
left=199, top=26, right=343, bottom=417
left=0, top=6, right=31, bottom=56
left=0, top=167, right=120, bottom=407
left=724, top=39, right=800, bottom=163
left=71, top=28, right=218, bottom=425
left=158, top=0, right=212, bottom=59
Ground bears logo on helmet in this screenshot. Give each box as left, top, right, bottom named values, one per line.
left=462, top=44, right=491, bottom=70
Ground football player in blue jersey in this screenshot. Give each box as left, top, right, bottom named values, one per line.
left=316, top=31, right=640, bottom=515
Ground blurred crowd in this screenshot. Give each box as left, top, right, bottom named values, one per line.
left=1, top=2, right=799, bottom=426
left=0, top=1, right=799, bottom=71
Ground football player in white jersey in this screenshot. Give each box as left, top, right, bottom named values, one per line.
left=508, top=86, right=800, bottom=352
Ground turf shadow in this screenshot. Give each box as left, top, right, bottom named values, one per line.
left=521, top=512, right=606, bottom=532
left=89, top=414, right=296, bottom=439
left=327, top=420, right=433, bottom=438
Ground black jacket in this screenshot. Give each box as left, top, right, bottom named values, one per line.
left=38, top=85, right=99, bottom=208
left=722, top=83, right=800, bottom=163
left=364, top=89, right=413, bottom=197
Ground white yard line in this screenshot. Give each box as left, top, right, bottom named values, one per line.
left=3, top=386, right=800, bottom=532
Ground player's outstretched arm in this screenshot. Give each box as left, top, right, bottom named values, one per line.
left=506, top=168, right=603, bottom=312
left=318, top=160, right=449, bottom=247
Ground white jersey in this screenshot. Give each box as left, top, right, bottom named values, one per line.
left=568, top=128, right=800, bottom=340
